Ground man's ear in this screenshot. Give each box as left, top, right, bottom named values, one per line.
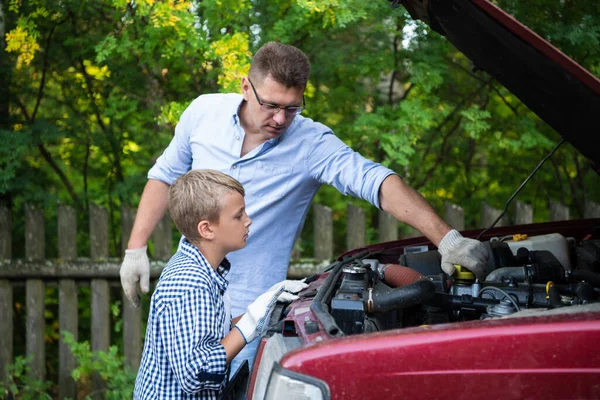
left=197, top=220, right=215, bottom=240
left=241, top=76, right=250, bottom=101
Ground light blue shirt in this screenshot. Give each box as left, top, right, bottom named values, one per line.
left=148, top=93, right=395, bottom=317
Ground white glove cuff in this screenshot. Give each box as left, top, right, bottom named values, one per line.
left=438, top=229, right=463, bottom=255
left=235, top=315, right=255, bottom=344
left=124, top=245, right=148, bottom=260
left=234, top=325, right=249, bottom=344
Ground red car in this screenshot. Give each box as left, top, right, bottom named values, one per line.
left=244, top=1, right=600, bottom=399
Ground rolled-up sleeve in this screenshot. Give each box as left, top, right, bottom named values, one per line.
left=148, top=99, right=198, bottom=185
left=159, top=286, right=227, bottom=394
left=305, top=131, right=396, bottom=209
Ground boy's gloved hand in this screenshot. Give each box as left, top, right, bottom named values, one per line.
left=235, top=286, right=284, bottom=344
left=438, top=229, right=489, bottom=281
left=267, top=279, right=309, bottom=297
left=120, top=246, right=150, bottom=308
left=235, top=279, right=308, bottom=343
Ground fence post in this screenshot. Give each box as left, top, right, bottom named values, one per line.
left=584, top=200, right=600, bottom=218
left=291, top=237, right=302, bottom=259
left=0, top=207, right=11, bottom=383
left=89, top=203, right=111, bottom=398
left=346, top=204, right=365, bottom=251
left=25, top=204, right=44, bottom=261
left=549, top=201, right=570, bottom=221
left=378, top=210, right=397, bottom=242
left=445, top=202, right=465, bottom=231
left=58, top=203, right=79, bottom=397
left=0, top=206, right=10, bottom=259
left=152, top=212, right=172, bottom=260
left=90, top=204, right=109, bottom=260
left=59, top=280, right=78, bottom=399
left=480, top=202, right=508, bottom=228
left=0, top=280, right=12, bottom=384
left=58, top=204, right=77, bottom=260
left=91, top=279, right=110, bottom=399
left=514, top=201, right=533, bottom=225
left=26, top=279, right=45, bottom=381
left=314, top=204, right=333, bottom=261
left=121, top=205, right=142, bottom=372
left=121, top=204, right=136, bottom=256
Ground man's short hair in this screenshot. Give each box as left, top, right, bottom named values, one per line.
left=168, top=170, right=245, bottom=243
left=249, top=42, right=310, bottom=88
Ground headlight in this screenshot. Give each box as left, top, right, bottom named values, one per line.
left=264, top=363, right=330, bottom=400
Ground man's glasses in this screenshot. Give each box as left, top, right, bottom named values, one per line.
left=248, top=78, right=306, bottom=117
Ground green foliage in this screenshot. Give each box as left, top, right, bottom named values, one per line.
left=62, top=332, right=136, bottom=400
left=2, top=0, right=599, bottom=259
left=0, top=129, right=31, bottom=193
left=0, top=356, right=53, bottom=399
left=0, top=332, right=136, bottom=399
left=460, top=106, right=491, bottom=140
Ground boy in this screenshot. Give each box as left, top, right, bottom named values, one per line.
left=134, top=169, right=307, bottom=399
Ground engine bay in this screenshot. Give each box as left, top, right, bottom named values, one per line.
left=251, top=227, right=600, bottom=400
left=290, top=231, right=600, bottom=338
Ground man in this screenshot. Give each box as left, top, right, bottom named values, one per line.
left=121, top=41, right=489, bottom=374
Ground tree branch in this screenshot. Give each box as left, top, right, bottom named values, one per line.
left=38, top=143, right=82, bottom=208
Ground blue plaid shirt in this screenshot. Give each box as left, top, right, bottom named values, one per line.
left=134, top=240, right=231, bottom=400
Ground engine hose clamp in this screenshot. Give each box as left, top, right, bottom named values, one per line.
left=367, top=288, right=374, bottom=313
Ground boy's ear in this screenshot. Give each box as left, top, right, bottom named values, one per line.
left=197, top=220, right=215, bottom=240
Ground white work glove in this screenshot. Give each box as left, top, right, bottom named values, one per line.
left=120, top=246, right=150, bottom=308
left=267, top=278, right=309, bottom=301
left=438, top=229, right=489, bottom=281
left=235, top=287, right=284, bottom=344
left=235, top=279, right=308, bottom=343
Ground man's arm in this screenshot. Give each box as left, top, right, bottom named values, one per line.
left=120, top=179, right=170, bottom=306
left=127, top=179, right=170, bottom=248
left=378, top=175, right=451, bottom=246
left=378, top=175, right=488, bottom=280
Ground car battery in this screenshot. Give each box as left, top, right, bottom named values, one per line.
left=331, top=264, right=368, bottom=335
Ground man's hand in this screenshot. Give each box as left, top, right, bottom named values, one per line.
left=438, top=229, right=489, bottom=281
left=120, top=246, right=151, bottom=307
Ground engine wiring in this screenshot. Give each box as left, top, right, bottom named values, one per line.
left=478, top=286, right=521, bottom=311
left=476, top=138, right=566, bottom=241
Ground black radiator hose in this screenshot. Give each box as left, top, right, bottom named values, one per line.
left=567, top=270, right=600, bottom=288
left=369, top=278, right=437, bottom=313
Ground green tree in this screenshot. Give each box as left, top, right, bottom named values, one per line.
left=2, top=0, right=599, bottom=256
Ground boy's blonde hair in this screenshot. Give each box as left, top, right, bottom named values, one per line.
left=168, top=169, right=245, bottom=243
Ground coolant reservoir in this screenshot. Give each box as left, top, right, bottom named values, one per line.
left=504, top=233, right=571, bottom=271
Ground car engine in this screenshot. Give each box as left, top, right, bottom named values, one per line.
left=316, top=233, right=600, bottom=336
left=250, top=230, right=600, bottom=400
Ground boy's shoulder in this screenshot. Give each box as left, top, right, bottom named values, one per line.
left=152, top=251, right=217, bottom=303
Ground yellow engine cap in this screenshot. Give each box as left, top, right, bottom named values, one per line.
left=454, top=265, right=475, bottom=280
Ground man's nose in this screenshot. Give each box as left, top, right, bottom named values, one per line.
left=272, top=109, right=286, bottom=125
left=246, top=217, right=252, bottom=227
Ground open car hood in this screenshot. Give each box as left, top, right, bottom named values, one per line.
left=396, top=0, right=600, bottom=167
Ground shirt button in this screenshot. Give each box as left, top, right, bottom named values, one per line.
left=232, top=165, right=237, bottom=169
left=236, top=136, right=240, bottom=140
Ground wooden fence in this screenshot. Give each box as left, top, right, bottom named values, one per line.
left=0, top=199, right=599, bottom=398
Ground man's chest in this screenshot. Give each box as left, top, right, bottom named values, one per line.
left=188, top=125, right=309, bottom=201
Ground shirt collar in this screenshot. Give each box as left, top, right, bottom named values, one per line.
left=180, top=239, right=230, bottom=289
left=233, top=94, right=296, bottom=145
left=232, top=96, right=245, bottom=126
